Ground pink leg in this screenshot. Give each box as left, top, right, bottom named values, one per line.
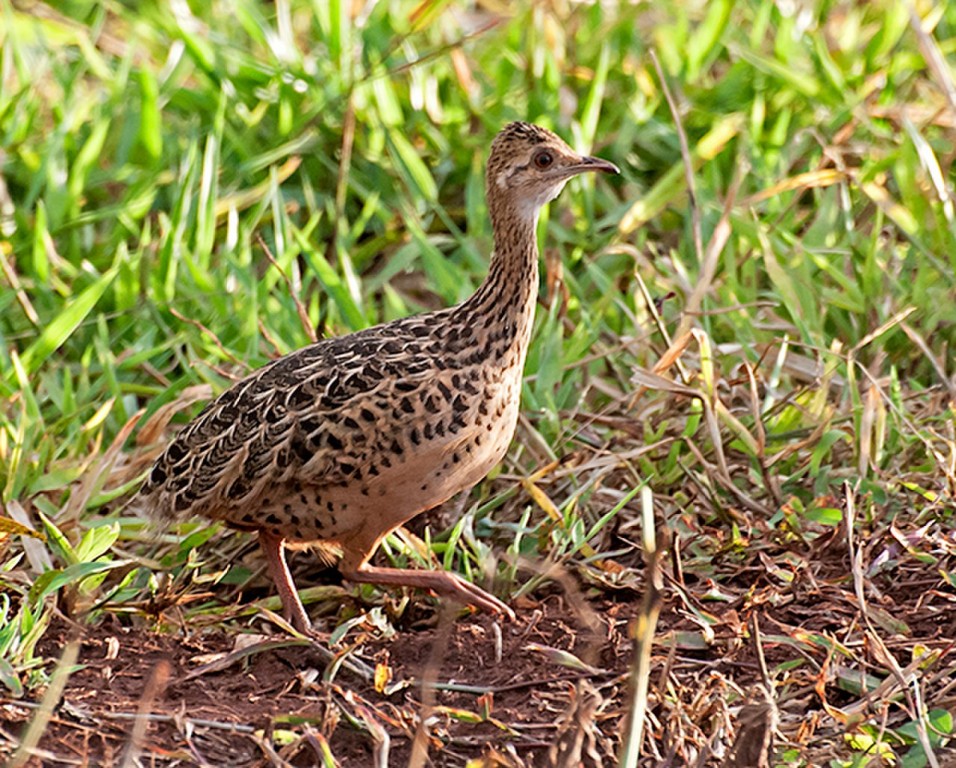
left=259, top=530, right=313, bottom=633
left=340, top=563, right=516, bottom=621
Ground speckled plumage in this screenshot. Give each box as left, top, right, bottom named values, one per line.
left=136, top=122, right=618, bottom=631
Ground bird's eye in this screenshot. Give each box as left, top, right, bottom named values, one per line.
left=533, top=150, right=554, bottom=169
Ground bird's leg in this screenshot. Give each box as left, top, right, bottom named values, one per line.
left=341, top=562, right=517, bottom=622
left=258, top=529, right=314, bottom=634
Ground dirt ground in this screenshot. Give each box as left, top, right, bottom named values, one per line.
left=4, top=532, right=956, bottom=768
left=9, top=595, right=637, bottom=766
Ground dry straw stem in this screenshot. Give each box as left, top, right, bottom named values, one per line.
left=258, top=233, right=318, bottom=344
left=119, top=658, right=170, bottom=768
left=618, top=486, right=664, bottom=767
left=649, top=48, right=743, bottom=345
left=168, top=307, right=250, bottom=375
left=408, top=603, right=457, bottom=768
left=650, top=49, right=704, bottom=279
left=9, top=639, right=80, bottom=768
left=720, top=684, right=778, bottom=768
left=908, top=3, right=956, bottom=112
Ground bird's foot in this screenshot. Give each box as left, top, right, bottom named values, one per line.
left=343, top=563, right=516, bottom=622
left=445, top=572, right=517, bottom=622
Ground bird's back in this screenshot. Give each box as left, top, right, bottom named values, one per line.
left=136, top=304, right=522, bottom=540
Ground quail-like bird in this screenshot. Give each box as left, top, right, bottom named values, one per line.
left=137, top=122, right=618, bottom=632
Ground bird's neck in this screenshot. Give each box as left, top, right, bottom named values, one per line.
left=456, top=208, right=539, bottom=367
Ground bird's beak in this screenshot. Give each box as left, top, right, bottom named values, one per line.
left=555, top=154, right=620, bottom=179
left=577, top=155, right=620, bottom=174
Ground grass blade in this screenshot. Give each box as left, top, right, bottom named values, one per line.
left=17, top=266, right=117, bottom=376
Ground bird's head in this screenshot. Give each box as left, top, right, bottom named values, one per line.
left=485, top=121, right=619, bottom=224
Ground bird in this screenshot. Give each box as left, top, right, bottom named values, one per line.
left=136, top=121, right=619, bottom=633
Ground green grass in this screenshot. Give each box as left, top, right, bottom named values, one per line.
left=2, top=0, right=956, bottom=764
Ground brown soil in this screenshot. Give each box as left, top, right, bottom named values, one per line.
left=4, top=548, right=956, bottom=767
left=7, top=594, right=639, bottom=767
